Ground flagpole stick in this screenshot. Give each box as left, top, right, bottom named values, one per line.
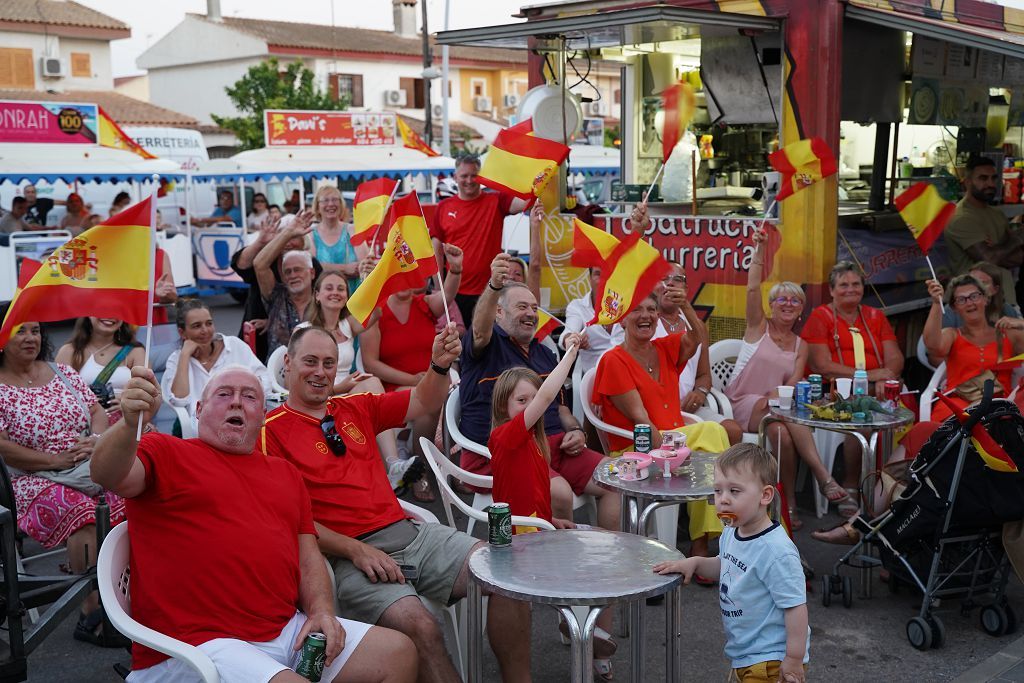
left=369, top=180, right=403, bottom=256
left=421, top=205, right=453, bottom=330
left=138, top=175, right=159, bottom=441
left=925, top=254, right=945, bottom=313
left=644, top=162, right=666, bottom=204
left=759, top=198, right=777, bottom=232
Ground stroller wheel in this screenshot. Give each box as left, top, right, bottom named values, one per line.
left=841, top=576, right=853, bottom=608
left=927, top=615, right=945, bottom=649
left=906, top=617, right=933, bottom=650
left=821, top=576, right=832, bottom=607
left=981, top=604, right=1010, bottom=637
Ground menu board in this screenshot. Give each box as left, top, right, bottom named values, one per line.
left=911, top=37, right=945, bottom=77
left=264, top=110, right=397, bottom=147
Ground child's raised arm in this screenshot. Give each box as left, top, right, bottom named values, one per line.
left=522, top=332, right=581, bottom=430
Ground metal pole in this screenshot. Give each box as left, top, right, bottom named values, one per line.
left=868, top=122, right=891, bottom=211
left=441, top=0, right=451, bottom=155
left=421, top=0, right=433, bottom=148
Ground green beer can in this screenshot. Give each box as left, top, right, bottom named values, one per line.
left=295, top=632, right=327, bottom=681
left=488, top=503, right=512, bottom=546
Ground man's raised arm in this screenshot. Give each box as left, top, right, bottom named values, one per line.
left=92, top=366, right=159, bottom=498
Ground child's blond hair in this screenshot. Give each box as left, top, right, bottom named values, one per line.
left=716, top=442, right=777, bottom=488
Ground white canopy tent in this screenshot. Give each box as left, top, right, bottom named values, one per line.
left=0, top=144, right=184, bottom=186
left=191, top=146, right=455, bottom=182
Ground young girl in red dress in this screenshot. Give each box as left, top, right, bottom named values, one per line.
left=488, top=333, right=582, bottom=532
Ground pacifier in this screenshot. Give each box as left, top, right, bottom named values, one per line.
left=717, top=512, right=738, bottom=527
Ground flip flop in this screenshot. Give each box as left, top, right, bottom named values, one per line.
left=557, top=621, right=617, bottom=659
left=594, top=658, right=614, bottom=681
left=787, top=507, right=803, bottom=532
left=810, top=522, right=860, bottom=546
left=411, top=478, right=435, bottom=503
left=837, top=487, right=860, bottom=519
left=818, top=477, right=851, bottom=503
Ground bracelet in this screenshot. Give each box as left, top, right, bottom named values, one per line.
left=488, top=282, right=503, bottom=291
left=696, top=387, right=710, bottom=395
left=449, top=269, right=462, bottom=275
left=429, top=361, right=451, bottom=376
left=566, top=426, right=584, bottom=435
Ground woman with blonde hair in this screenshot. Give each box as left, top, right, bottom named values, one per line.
left=308, top=185, right=362, bottom=294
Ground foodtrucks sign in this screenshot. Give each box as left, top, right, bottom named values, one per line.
left=0, top=100, right=99, bottom=144
left=264, top=110, right=397, bottom=146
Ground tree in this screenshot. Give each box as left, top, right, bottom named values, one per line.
left=212, top=58, right=348, bottom=150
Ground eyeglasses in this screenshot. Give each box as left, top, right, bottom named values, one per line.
left=953, top=291, right=985, bottom=306
left=771, top=296, right=803, bottom=307
left=320, top=415, right=346, bottom=456
left=661, top=276, right=686, bottom=285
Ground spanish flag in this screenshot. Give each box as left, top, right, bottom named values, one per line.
left=588, top=233, right=670, bottom=326
left=534, top=308, right=562, bottom=342
left=768, top=137, right=837, bottom=201
left=352, top=178, right=398, bottom=246
left=347, top=193, right=438, bottom=325
left=936, top=392, right=1018, bottom=473
left=397, top=117, right=440, bottom=157
left=0, top=197, right=155, bottom=349
left=661, top=82, right=696, bottom=163
left=893, top=182, right=954, bottom=256
left=572, top=218, right=621, bottom=268
left=478, top=120, right=570, bottom=202
left=993, top=352, right=1024, bottom=372
left=98, top=107, right=156, bottom=160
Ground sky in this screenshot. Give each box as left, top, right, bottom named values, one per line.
left=77, top=0, right=528, bottom=77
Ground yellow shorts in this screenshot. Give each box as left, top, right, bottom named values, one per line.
left=730, top=660, right=807, bottom=682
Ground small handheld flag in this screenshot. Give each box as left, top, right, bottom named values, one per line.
left=894, top=182, right=954, bottom=256
left=98, top=107, right=156, bottom=159
left=478, top=119, right=570, bottom=202
left=534, top=309, right=563, bottom=342
left=571, top=218, right=621, bottom=269
left=935, top=392, right=1018, bottom=473
left=352, top=178, right=399, bottom=246
left=397, top=118, right=440, bottom=157
left=588, top=234, right=670, bottom=326
left=661, top=82, right=696, bottom=163
left=768, top=137, right=837, bottom=201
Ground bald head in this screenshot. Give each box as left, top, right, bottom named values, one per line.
left=196, top=367, right=266, bottom=454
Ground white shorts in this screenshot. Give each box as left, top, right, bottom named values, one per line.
left=126, top=611, right=372, bottom=683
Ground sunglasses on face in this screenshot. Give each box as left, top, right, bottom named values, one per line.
left=772, top=297, right=803, bottom=307
left=953, top=291, right=985, bottom=306
left=320, top=415, right=346, bottom=456
left=662, top=275, right=686, bottom=285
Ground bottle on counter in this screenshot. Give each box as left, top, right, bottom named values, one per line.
left=852, top=369, right=869, bottom=397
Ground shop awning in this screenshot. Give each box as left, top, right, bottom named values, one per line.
left=0, top=144, right=185, bottom=184
left=190, top=146, right=455, bottom=182
left=846, top=2, right=1024, bottom=61
left=435, top=5, right=779, bottom=51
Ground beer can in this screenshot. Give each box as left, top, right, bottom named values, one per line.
left=795, top=381, right=812, bottom=410
left=295, top=632, right=327, bottom=682
left=488, top=503, right=512, bottom=546
left=808, top=374, right=823, bottom=402
left=633, top=424, right=653, bottom=453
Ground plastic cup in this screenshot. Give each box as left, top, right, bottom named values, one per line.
left=776, top=385, right=794, bottom=410
left=619, top=459, right=637, bottom=480
left=836, top=378, right=853, bottom=399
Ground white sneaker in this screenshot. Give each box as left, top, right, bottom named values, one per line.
left=387, top=457, right=416, bottom=490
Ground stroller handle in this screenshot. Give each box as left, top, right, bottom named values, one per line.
left=961, top=379, right=996, bottom=435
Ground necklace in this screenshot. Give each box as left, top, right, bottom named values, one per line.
left=194, top=341, right=218, bottom=369
left=660, top=313, right=684, bottom=333
left=89, top=340, right=115, bottom=359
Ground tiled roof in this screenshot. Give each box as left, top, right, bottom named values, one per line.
left=0, top=0, right=128, bottom=32
left=198, top=15, right=527, bottom=65
left=0, top=90, right=198, bottom=127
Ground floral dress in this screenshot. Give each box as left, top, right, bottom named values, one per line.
left=0, top=364, right=125, bottom=548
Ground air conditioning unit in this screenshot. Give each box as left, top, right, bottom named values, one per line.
left=384, top=89, right=408, bottom=107
left=431, top=104, right=443, bottom=118
left=474, top=96, right=492, bottom=113
left=40, top=57, right=66, bottom=78
left=502, top=94, right=520, bottom=108
left=584, top=101, right=607, bottom=116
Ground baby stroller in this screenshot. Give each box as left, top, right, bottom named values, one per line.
left=821, top=381, right=1024, bottom=650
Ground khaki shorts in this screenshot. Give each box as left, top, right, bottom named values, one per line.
left=730, top=660, right=807, bottom=682
left=331, top=521, right=479, bottom=624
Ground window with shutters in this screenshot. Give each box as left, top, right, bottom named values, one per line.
left=328, top=73, right=363, bottom=107
left=399, top=77, right=426, bottom=109
left=0, top=48, right=34, bottom=89
left=70, top=52, right=91, bottom=78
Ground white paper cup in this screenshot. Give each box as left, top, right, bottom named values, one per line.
left=776, top=385, right=794, bottom=410
left=836, top=378, right=852, bottom=399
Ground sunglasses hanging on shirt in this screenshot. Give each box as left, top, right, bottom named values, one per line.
left=320, top=415, right=347, bottom=456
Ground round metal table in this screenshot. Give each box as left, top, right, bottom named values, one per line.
left=466, top=529, right=684, bottom=683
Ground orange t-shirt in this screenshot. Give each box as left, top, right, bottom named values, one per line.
left=801, top=304, right=896, bottom=372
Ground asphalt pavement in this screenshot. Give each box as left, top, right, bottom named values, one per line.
left=13, top=296, right=1024, bottom=682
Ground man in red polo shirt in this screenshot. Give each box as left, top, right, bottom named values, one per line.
left=431, top=155, right=529, bottom=323
left=261, top=325, right=531, bottom=683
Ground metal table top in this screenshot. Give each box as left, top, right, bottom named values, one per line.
left=593, top=452, right=717, bottom=502
left=769, top=405, right=914, bottom=431
left=468, top=529, right=682, bottom=606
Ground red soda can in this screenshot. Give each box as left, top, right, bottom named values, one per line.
left=883, top=380, right=901, bottom=405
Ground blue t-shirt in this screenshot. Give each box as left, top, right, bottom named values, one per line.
left=210, top=206, right=242, bottom=225
left=718, top=522, right=810, bottom=668
left=458, top=323, right=562, bottom=444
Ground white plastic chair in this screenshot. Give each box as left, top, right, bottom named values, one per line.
left=97, top=523, right=220, bottom=683
left=917, top=336, right=937, bottom=372
left=267, top=345, right=288, bottom=394
left=707, top=339, right=759, bottom=443
left=570, top=359, right=585, bottom=424
left=920, top=362, right=948, bottom=423
left=171, top=405, right=198, bottom=439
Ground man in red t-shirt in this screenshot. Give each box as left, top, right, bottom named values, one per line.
left=92, top=366, right=416, bottom=683
left=261, top=325, right=532, bottom=683
left=430, top=155, right=528, bottom=323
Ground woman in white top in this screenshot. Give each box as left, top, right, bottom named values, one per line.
left=246, top=193, right=270, bottom=231
left=55, top=317, right=145, bottom=422
left=162, top=299, right=272, bottom=416
left=559, top=266, right=625, bottom=375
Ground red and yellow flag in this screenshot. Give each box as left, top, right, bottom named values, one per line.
left=661, top=82, right=696, bottom=163
left=534, top=308, right=562, bottom=342
left=352, top=178, right=398, bottom=246
left=571, top=218, right=621, bottom=268
left=0, top=197, right=155, bottom=349
left=935, top=392, right=1018, bottom=473
left=347, top=193, right=438, bottom=325
left=479, top=120, right=570, bottom=202
left=768, top=137, right=837, bottom=201
left=98, top=107, right=156, bottom=159
left=397, top=117, right=440, bottom=157
left=588, top=234, right=670, bottom=326
left=893, top=182, right=954, bottom=256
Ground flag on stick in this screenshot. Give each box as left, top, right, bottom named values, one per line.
left=935, top=392, right=1018, bottom=472
left=352, top=178, right=399, bottom=246
left=894, top=182, right=954, bottom=256
left=571, top=218, right=621, bottom=269
left=534, top=308, right=562, bottom=342
left=98, top=107, right=156, bottom=159
left=0, top=197, right=155, bottom=349
left=397, top=117, right=440, bottom=157
left=768, top=137, right=837, bottom=200
left=347, top=193, right=438, bottom=325
left=478, top=120, right=570, bottom=202
left=588, top=234, right=670, bottom=326
left=661, top=82, right=696, bottom=163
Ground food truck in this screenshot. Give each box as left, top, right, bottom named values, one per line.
left=438, top=0, right=1024, bottom=349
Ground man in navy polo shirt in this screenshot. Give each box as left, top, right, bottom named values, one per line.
left=459, top=253, right=620, bottom=528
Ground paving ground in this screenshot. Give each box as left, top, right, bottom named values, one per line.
left=11, top=296, right=1024, bottom=682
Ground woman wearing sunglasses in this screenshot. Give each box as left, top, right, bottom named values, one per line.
left=723, top=228, right=849, bottom=530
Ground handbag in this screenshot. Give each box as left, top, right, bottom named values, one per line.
left=36, top=363, right=104, bottom=497
left=952, top=330, right=1005, bottom=404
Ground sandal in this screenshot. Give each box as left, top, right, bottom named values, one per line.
left=411, top=478, right=435, bottom=503
left=810, top=522, right=860, bottom=546
left=557, top=622, right=617, bottom=659
left=73, top=609, right=129, bottom=648
left=787, top=507, right=803, bottom=532
left=593, top=658, right=613, bottom=681
left=837, top=488, right=860, bottom=519
left=818, top=478, right=851, bottom=503
left=694, top=574, right=718, bottom=587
